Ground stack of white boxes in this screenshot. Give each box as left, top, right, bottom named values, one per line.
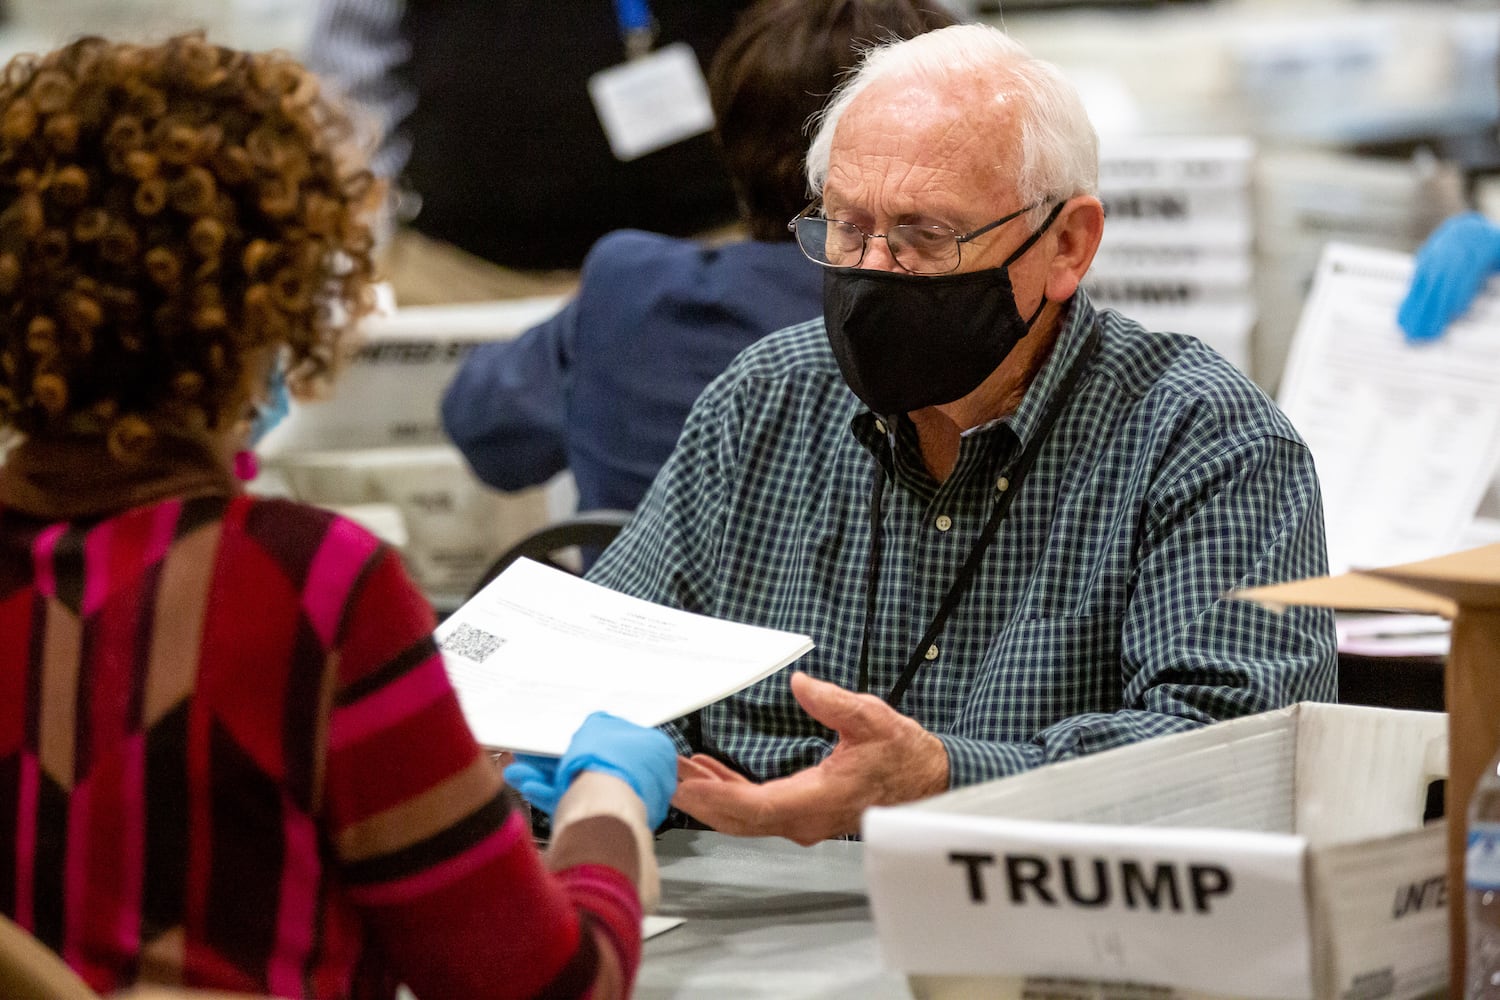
left=1084, top=137, right=1258, bottom=377
left=1252, top=149, right=1464, bottom=393
left=255, top=297, right=574, bottom=610
left=2, top=0, right=316, bottom=53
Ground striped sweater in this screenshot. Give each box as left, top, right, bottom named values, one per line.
left=0, top=438, right=641, bottom=998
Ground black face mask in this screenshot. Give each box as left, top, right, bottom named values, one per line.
left=823, top=202, right=1065, bottom=417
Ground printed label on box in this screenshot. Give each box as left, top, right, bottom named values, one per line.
left=865, top=809, right=1313, bottom=999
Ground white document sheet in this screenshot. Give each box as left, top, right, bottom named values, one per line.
left=435, top=559, right=813, bottom=756
left=1335, top=611, right=1451, bottom=658
left=1277, top=242, right=1500, bottom=575
left=642, top=915, right=684, bottom=940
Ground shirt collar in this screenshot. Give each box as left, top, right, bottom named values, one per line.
left=0, top=433, right=240, bottom=521
left=999, top=290, right=1096, bottom=452
left=852, top=410, right=898, bottom=477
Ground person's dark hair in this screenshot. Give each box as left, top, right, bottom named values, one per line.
left=708, top=0, right=959, bottom=242
left=0, top=34, right=377, bottom=460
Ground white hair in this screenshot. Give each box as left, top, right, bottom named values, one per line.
left=805, top=23, right=1098, bottom=228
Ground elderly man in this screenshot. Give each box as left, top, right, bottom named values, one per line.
left=588, top=23, right=1336, bottom=845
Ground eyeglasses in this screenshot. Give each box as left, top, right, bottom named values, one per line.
left=788, top=200, right=1044, bottom=275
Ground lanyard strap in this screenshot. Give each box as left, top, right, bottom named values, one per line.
left=856, top=330, right=1101, bottom=711
left=613, top=0, right=656, bottom=58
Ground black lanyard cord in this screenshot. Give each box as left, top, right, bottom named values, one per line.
left=856, top=330, right=1100, bottom=711
left=857, top=467, right=887, bottom=695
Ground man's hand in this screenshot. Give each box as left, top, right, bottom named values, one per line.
left=672, top=672, right=950, bottom=845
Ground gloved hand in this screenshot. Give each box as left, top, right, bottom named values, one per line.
left=1397, top=212, right=1500, bottom=343
left=504, top=712, right=677, bottom=829
left=504, top=755, right=564, bottom=815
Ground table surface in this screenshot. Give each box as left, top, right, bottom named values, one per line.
left=637, top=830, right=914, bottom=1000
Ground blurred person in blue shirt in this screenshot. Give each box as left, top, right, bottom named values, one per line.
left=440, top=0, right=961, bottom=516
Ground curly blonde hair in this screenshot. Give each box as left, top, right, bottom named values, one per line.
left=0, top=34, right=378, bottom=460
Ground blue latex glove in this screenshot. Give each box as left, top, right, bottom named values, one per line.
left=1397, top=212, right=1500, bottom=343
left=251, top=366, right=290, bottom=444
left=504, top=712, right=677, bottom=829
left=504, top=755, right=565, bottom=815
left=612, top=0, right=652, bottom=33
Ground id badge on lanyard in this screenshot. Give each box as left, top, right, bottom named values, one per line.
left=587, top=0, right=716, bottom=162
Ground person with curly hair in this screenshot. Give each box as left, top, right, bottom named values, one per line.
left=0, top=34, right=675, bottom=1000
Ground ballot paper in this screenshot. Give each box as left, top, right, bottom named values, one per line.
left=435, top=559, right=813, bottom=756
left=1335, top=611, right=1451, bottom=658
left=643, top=916, right=684, bottom=940
left=1277, top=242, right=1500, bottom=576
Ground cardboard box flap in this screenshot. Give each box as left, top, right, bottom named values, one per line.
left=1235, top=571, right=1456, bottom=618
left=1235, top=542, right=1500, bottom=998
left=1365, top=542, right=1500, bottom=609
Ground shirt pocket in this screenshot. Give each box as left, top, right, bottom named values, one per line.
left=952, top=612, right=1123, bottom=742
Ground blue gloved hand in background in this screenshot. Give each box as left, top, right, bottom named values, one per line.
left=504, top=712, right=678, bottom=829
left=1397, top=212, right=1500, bottom=343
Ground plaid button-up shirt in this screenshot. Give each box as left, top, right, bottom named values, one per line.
left=588, top=291, right=1336, bottom=788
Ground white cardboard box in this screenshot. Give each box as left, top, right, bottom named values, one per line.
left=863, top=703, right=1448, bottom=1000
left=1095, top=136, right=1256, bottom=249
left=257, top=296, right=567, bottom=455
left=1087, top=137, right=1256, bottom=375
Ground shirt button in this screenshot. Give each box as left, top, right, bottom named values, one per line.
left=935, top=514, right=953, bottom=532
left=874, top=419, right=887, bottom=434
left=925, top=644, right=939, bottom=661
left=996, top=476, right=1010, bottom=492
